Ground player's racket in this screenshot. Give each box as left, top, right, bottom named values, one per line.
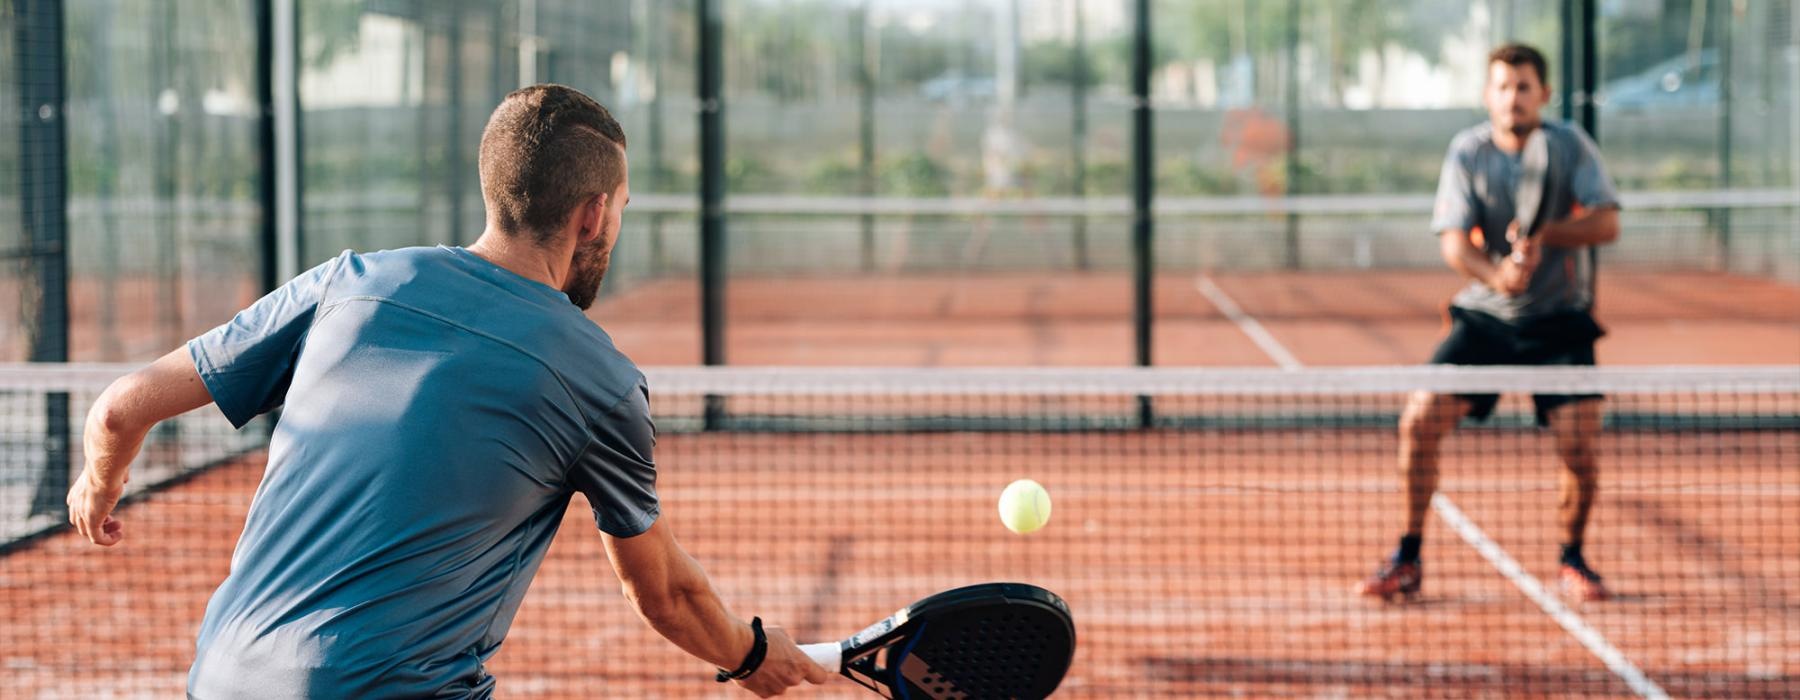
left=1510, top=126, right=1549, bottom=263
left=799, top=582, right=1075, bottom=699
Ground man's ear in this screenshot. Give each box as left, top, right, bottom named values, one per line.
left=579, top=193, right=608, bottom=244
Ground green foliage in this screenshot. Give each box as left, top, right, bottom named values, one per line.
left=1157, top=0, right=1469, bottom=104
left=879, top=151, right=951, bottom=197
left=1082, top=160, right=1132, bottom=196
left=730, top=0, right=841, bottom=101
left=300, top=0, right=367, bottom=70
left=1021, top=40, right=1099, bottom=89
left=1598, top=0, right=1707, bottom=81
left=725, top=155, right=781, bottom=193
left=1159, top=158, right=1243, bottom=196
left=1646, top=157, right=1717, bottom=190
left=873, top=24, right=962, bottom=87
left=1297, top=154, right=1438, bottom=194
left=804, top=155, right=865, bottom=195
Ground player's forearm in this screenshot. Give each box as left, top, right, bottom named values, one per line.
left=81, top=381, right=158, bottom=490
left=627, top=545, right=756, bottom=670
left=1537, top=206, right=1619, bottom=247
left=80, top=350, right=215, bottom=488
left=1439, top=230, right=1500, bottom=288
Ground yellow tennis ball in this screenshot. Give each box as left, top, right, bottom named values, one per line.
left=998, top=479, right=1052, bottom=534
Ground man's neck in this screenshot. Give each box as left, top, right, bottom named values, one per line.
left=467, top=227, right=569, bottom=290
left=1493, top=122, right=1540, bottom=153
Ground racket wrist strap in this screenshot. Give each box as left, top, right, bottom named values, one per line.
left=715, top=616, right=768, bottom=683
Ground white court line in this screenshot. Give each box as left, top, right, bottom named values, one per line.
left=1187, top=276, right=1664, bottom=697
left=1431, top=495, right=1670, bottom=699
left=1193, top=274, right=1304, bottom=370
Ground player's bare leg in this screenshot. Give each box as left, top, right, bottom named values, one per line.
left=1360, top=392, right=1468, bottom=600
left=1550, top=399, right=1609, bottom=601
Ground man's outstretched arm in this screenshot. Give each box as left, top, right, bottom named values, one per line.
left=603, top=520, right=829, bottom=697
left=67, top=348, right=217, bottom=546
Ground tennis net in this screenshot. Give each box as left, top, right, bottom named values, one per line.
left=2, top=363, right=1796, bottom=698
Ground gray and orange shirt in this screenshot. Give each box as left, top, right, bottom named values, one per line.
left=1429, top=120, right=1621, bottom=321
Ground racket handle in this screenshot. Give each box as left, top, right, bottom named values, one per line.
left=799, top=642, right=842, bottom=673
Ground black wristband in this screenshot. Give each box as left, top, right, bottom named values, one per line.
left=714, top=617, right=768, bottom=683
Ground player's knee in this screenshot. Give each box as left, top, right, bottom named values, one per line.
left=1556, top=432, right=1598, bottom=464
left=1564, top=458, right=1599, bottom=485
left=1400, top=457, right=1438, bottom=480
left=1399, top=404, right=1449, bottom=444
left=1559, top=451, right=1599, bottom=491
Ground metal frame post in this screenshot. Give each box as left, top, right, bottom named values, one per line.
left=1131, top=0, right=1154, bottom=424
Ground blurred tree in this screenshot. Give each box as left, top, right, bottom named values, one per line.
left=1158, top=0, right=1470, bottom=106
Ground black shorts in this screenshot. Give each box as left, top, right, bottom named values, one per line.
left=1429, top=306, right=1606, bottom=426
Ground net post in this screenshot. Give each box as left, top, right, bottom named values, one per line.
left=645, top=0, right=669, bottom=276
left=444, top=2, right=466, bottom=247
left=1577, top=0, right=1597, bottom=139
left=1559, top=0, right=1575, bottom=124
left=1131, top=0, right=1154, bottom=427
left=256, top=0, right=279, bottom=295
left=1070, top=0, right=1089, bottom=271
left=699, top=0, right=728, bottom=429
left=1578, top=0, right=1600, bottom=293
left=18, top=0, right=71, bottom=519
left=855, top=0, right=876, bottom=272
left=271, top=0, right=302, bottom=287
left=1713, top=0, right=1734, bottom=269
left=1283, top=0, right=1301, bottom=270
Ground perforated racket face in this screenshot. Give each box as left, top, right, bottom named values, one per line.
left=897, top=601, right=1074, bottom=699
left=838, top=583, right=1075, bottom=699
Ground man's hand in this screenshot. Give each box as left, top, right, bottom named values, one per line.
left=66, top=348, right=215, bottom=548
left=1492, top=220, right=1539, bottom=296
left=734, top=625, right=832, bottom=697
left=67, top=470, right=125, bottom=546
left=606, top=521, right=834, bottom=696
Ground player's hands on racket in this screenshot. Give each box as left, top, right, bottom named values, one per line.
left=66, top=469, right=126, bottom=546
left=734, top=624, right=832, bottom=698
left=1497, top=126, right=1547, bottom=297
left=1495, top=220, right=1540, bottom=297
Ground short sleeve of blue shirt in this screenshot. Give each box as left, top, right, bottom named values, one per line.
left=1567, top=124, right=1621, bottom=211
left=188, top=251, right=349, bottom=428
left=570, top=381, right=660, bottom=538
left=1429, top=134, right=1481, bottom=235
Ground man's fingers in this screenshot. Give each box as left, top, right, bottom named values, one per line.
left=736, top=625, right=831, bottom=695
left=804, top=660, right=831, bottom=684
left=96, top=516, right=124, bottom=546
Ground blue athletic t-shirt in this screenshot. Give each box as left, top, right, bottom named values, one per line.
left=184, top=246, right=659, bottom=699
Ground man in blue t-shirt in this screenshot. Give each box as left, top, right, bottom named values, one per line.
left=65, top=85, right=827, bottom=698
left=1357, top=44, right=1622, bottom=605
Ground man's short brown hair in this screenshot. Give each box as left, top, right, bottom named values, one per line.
left=478, top=84, right=627, bottom=243
left=1489, top=43, right=1549, bottom=87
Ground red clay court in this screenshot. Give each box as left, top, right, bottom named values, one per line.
left=4, top=268, right=1796, bottom=698
left=593, top=269, right=1800, bottom=366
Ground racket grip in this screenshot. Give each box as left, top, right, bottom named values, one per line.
left=799, top=642, right=841, bottom=673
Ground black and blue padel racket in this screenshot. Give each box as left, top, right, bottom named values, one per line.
left=1510, top=126, right=1549, bottom=263
left=800, top=582, right=1075, bottom=699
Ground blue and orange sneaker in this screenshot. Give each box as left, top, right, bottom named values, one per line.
left=1358, top=558, right=1422, bottom=601
left=1559, top=560, right=1610, bottom=602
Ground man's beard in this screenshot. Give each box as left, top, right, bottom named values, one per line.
left=563, top=241, right=611, bottom=310
left=1506, top=112, right=1540, bottom=138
